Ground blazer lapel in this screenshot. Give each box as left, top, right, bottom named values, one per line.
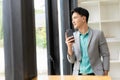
left=88, top=28, right=93, bottom=48
left=76, top=31, right=80, bottom=51
left=75, top=31, right=81, bottom=61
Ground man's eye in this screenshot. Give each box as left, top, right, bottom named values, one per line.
left=74, top=17, right=77, bottom=19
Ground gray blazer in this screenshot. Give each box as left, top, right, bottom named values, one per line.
left=67, top=28, right=110, bottom=75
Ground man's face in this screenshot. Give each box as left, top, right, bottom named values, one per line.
left=72, top=12, right=85, bottom=29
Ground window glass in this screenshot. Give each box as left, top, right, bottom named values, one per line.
left=0, top=0, right=5, bottom=79
left=34, top=0, right=48, bottom=76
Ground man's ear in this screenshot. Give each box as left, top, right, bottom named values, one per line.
left=82, top=16, right=86, bottom=22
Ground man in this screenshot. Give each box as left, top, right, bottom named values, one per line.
left=65, top=7, right=110, bottom=75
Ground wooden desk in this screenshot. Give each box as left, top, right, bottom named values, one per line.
left=33, top=75, right=111, bottom=80
left=48, top=76, right=111, bottom=80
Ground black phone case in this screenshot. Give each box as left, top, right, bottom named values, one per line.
left=66, top=29, right=73, bottom=37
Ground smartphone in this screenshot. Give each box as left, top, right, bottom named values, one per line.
left=66, top=29, right=74, bottom=37
left=66, top=29, right=74, bottom=42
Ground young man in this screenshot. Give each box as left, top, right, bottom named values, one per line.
left=65, top=7, right=110, bottom=75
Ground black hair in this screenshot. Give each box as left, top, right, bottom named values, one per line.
left=71, top=7, right=89, bottom=23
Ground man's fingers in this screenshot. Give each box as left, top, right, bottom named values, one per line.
left=66, top=38, right=74, bottom=44
left=67, top=36, right=74, bottom=40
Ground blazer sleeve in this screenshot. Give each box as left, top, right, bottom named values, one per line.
left=99, top=31, right=110, bottom=71
left=67, top=46, right=76, bottom=63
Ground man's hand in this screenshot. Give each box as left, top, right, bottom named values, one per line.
left=65, top=32, right=75, bottom=56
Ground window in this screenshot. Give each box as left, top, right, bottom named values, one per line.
left=34, top=0, right=48, bottom=76
left=0, top=0, right=5, bottom=79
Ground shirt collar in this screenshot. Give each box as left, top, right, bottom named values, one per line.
left=79, top=28, right=89, bottom=36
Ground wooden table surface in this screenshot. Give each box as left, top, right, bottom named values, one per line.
left=33, top=75, right=111, bottom=80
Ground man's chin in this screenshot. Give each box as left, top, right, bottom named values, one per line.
left=73, top=26, right=78, bottom=29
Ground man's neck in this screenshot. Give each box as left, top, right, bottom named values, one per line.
left=78, top=24, right=88, bottom=34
